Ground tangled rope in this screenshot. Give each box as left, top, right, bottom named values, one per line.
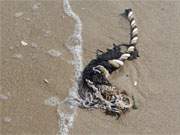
left=78, top=9, right=139, bottom=117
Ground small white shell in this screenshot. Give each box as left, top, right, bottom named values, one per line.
left=43, top=79, right=49, bottom=84
left=134, top=81, right=138, bottom=86
left=21, top=40, right=28, bottom=46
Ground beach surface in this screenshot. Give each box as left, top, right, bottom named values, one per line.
left=1, top=0, right=180, bottom=135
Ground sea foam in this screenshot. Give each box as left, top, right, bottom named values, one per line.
left=56, top=0, right=83, bottom=135
left=56, top=0, right=83, bottom=134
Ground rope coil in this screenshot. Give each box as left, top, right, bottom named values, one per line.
left=78, top=9, right=139, bottom=117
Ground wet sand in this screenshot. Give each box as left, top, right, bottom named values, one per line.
left=1, top=0, right=180, bottom=135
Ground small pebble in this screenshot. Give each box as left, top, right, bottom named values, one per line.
left=134, top=81, right=138, bottom=86
left=43, top=79, right=49, bottom=84
left=21, top=40, right=28, bottom=46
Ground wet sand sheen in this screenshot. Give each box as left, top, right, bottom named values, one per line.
left=1, top=0, right=180, bottom=135
left=1, top=0, right=74, bottom=134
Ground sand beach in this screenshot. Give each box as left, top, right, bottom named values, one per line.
left=1, top=0, right=180, bottom=135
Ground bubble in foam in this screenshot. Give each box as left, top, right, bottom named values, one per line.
left=58, top=112, right=74, bottom=135
left=44, top=96, right=60, bottom=107
left=57, top=101, right=77, bottom=135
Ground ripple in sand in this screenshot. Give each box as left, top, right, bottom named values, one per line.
left=3, top=117, right=11, bottom=123
left=32, top=3, right=41, bottom=10
left=15, top=12, right=24, bottom=17
left=31, top=42, right=38, bottom=48
left=9, top=46, right=14, bottom=50
left=12, top=53, right=23, bottom=59
left=43, top=29, right=51, bottom=37
left=0, top=94, right=8, bottom=100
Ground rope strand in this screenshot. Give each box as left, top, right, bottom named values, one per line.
left=78, top=9, right=139, bottom=117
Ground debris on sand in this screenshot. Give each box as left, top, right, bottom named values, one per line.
left=78, top=9, right=139, bottom=118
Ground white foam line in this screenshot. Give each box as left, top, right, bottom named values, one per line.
left=56, top=0, right=83, bottom=135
